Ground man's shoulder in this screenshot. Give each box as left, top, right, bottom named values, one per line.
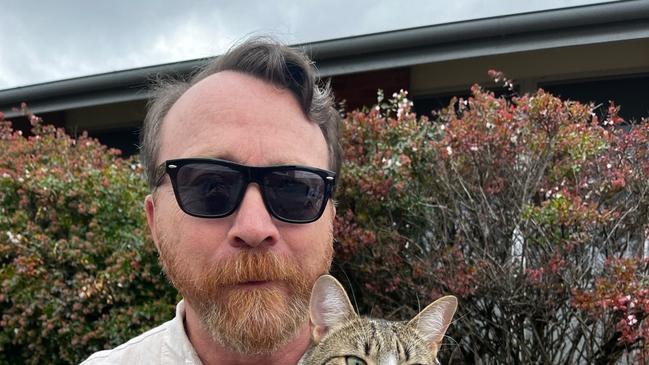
left=80, top=300, right=201, bottom=365
left=80, top=320, right=172, bottom=365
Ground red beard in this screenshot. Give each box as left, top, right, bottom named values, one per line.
left=158, top=245, right=332, bottom=354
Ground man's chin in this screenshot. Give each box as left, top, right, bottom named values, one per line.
left=194, top=287, right=309, bottom=355
left=227, top=281, right=301, bottom=304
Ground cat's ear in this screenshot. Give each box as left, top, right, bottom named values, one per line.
left=407, top=295, right=457, bottom=348
left=309, top=274, right=357, bottom=343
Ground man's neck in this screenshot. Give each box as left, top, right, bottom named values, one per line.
left=184, top=304, right=311, bottom=365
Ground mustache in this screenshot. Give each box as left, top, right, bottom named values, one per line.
left=195, top=250, right=305, bottom=287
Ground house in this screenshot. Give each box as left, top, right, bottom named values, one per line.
left=1, top=0, right=647, bottom=156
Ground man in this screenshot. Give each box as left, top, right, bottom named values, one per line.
left=82, top=37, right=341, bottom=365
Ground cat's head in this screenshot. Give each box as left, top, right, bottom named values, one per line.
left=301, top=275, right=457, bottom=365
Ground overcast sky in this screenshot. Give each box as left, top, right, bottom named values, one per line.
left=0, top=0, right=614, bottom=90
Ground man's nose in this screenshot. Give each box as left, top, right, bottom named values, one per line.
left=227, top=184, right=280, bottom=249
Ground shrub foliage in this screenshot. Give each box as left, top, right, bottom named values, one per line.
left=1, top=72, right=648, bottom=364
left=0, top=107, right=176, bottom=364
left=333, top=75, right=649, bottom=364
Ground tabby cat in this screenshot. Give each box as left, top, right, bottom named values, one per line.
left=299, top=275, right=457, bottom=365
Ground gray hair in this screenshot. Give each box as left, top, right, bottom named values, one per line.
left=139, top=37, right=342, bottom=191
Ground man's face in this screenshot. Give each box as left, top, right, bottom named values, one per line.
left=145, top=71, right=335, bottom=354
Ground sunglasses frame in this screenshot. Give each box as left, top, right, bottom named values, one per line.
left=154, top=158, right=336, bottom=223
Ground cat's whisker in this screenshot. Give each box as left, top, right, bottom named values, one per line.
left=339, top=267, right=361, bottom=315
left=449, top=311, right=468, bottom=326
left=440, top=334, right=461, bottom=348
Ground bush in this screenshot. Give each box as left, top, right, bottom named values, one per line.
left=0, top=107, right=177, bottom=364
left=333, top=75, right=649, bottom=364
left=2, top=72, right=648, bottom=364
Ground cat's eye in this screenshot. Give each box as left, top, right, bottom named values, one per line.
left=345, top=356, right=367, bottom=365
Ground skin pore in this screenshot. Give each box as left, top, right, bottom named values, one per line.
left=144, top=71, right=335, bottom=365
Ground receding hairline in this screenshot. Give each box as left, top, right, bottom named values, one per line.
left=166, top=70, right=311, bottom=122
left=140, top=37, right=342, bottom=191
left=155, top=70, right=329, bottom=166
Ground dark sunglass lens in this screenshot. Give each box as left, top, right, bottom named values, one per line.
left=264, top=170, right=326, bottom=222
left=175, top=163, right=244, bottom=216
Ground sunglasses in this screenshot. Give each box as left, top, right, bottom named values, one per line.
left=154, top=158, right=336, bottom=223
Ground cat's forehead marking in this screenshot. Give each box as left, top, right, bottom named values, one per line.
left=379, top=352, right=397, bottom=365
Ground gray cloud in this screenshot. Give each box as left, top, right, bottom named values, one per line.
left=0, top=0, right=612, bottom=89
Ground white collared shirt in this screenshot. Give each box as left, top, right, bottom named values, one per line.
left=80, top=300, right=203, bottom=365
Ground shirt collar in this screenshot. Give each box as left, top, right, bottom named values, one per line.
left=162, top=300, right=204, bottom=364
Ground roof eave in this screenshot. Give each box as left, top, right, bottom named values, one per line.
left=1, top=0, right=647, bottom=117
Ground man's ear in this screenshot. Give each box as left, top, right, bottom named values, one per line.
left=144, top=194, right=160, bottom=251
left=309, top=275, right=356, bottom=343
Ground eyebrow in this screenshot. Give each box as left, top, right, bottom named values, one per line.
left=196, top=152, right=237, bottom=162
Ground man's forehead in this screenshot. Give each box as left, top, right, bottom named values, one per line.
left=172, top=71, right=297, bottom=112
left=162, top=71, right=306, bottom=132
left=157, top=70, right=329, bottom=169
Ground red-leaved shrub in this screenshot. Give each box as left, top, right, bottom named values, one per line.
left=0, top=106, right=177, bottom=364
left=333, top=75, right=649, bottom=364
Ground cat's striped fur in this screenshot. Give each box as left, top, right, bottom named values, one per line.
left=299, top=275, right=457, bottom=365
